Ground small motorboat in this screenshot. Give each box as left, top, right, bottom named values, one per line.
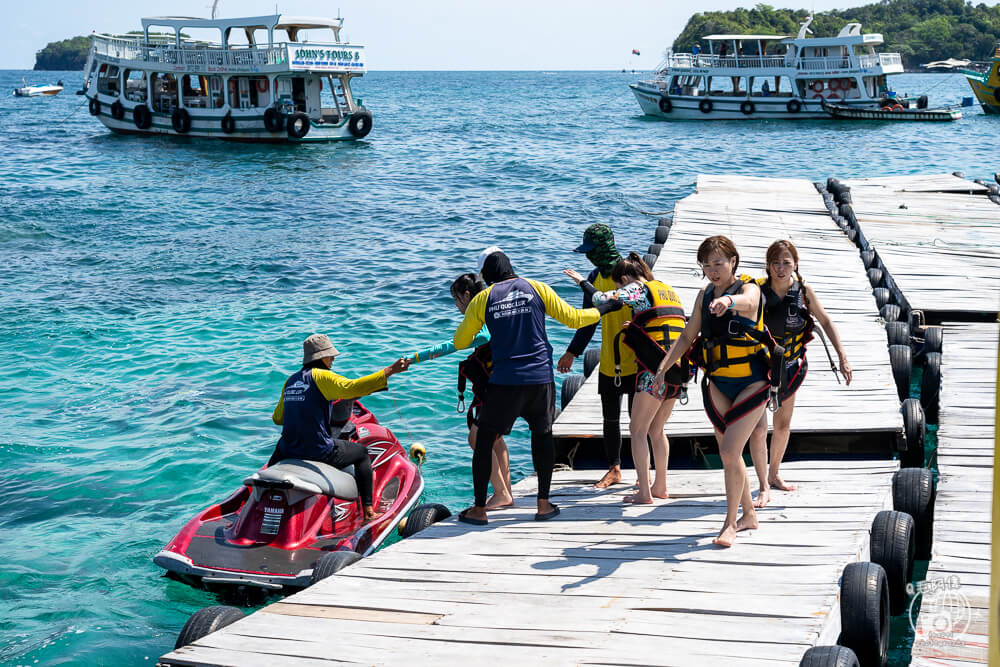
left=154, top=400, right=427, bottom=591
left=13, top=80, right=64, bottom=97
left=822, top=100, right=961, bottom=121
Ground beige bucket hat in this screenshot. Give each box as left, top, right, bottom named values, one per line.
left=302, top=334, right=340, bottom=364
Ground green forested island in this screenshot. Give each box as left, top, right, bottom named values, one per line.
left=674, top=0, right=1000, bottom=69
left=34, top=36, right=91, bottom=70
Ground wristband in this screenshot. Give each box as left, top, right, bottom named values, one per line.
left=726, top=296, right=735, bottom=309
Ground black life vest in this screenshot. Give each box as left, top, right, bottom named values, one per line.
left=758, top=277, right=814, bottom=365
left=458, top=343, right=493, bottom=404
left=697, top=275, right=775, bottom=379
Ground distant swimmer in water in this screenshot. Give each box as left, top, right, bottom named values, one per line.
left=268, top=334, right=410, bottom=522
left=564, top=252, right=687, bottom=504
left=749, top=240, right=853, bottom=507
left=408, top=271, right=513, bottom=509
left=654, top=236, right=777, bottom=547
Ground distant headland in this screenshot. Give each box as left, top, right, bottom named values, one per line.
left=34, top=36, right=91, bottom=70
left=674, top=0, right=1000, bottom=70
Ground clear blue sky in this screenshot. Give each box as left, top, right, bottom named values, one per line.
left=7, top=0, right=892, bottom=70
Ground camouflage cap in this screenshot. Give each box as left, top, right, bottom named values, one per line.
left=574, top=223, right=615, bottom=253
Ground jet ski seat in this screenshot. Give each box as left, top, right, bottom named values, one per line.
left=245, top=459, right=359, bottom=503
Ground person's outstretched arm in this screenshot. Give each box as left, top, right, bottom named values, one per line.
left=805, top=284, right=852, bottom=384
left=527, top=279, right=603, bottom=329
left=411, top=329, right=490, bottom=363
left=454, top=289, right=490, bottom=349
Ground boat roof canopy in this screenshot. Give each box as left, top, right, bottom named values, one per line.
left=140, top=14, right=343, bottom=43
left=702, top=34, right=787, bottom=41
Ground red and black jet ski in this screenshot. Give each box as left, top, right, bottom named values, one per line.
left=154, top=400, right=424, bottom=590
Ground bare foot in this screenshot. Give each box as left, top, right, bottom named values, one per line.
left=623, top=492, right=654, bottom=504
left=769, top=475, right=796, bottom=492
left=485, top=494, right=514, bottom=511
left=651, top=484, right=669, bottom=499
left=594, top=467, right=622, bottom=489
left=754, top=486, right=770, bottom=508
left=363, top=506, right=380, bottom=523
left=735, top=514, right=759, bottom=532
left=713, top=522, right=737, bottom=548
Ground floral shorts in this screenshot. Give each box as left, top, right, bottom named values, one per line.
left=635, top=370, right=681, bottom=400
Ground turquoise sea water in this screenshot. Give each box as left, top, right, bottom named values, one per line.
left=0, top=69, right=995, bottom=665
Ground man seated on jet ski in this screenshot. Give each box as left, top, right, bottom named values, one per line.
left=268, top=333, right=410, bottom=522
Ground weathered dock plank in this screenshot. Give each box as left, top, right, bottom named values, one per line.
left=911, top=321, right=997, bottom=666
left=158, top=460, right=896, bottom=667
left=554, top=174, right=902, bottom=442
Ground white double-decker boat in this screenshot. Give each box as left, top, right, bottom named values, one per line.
left=631, top=18, right=911, bottom=120
left=83, top=14, right=371, bottom=142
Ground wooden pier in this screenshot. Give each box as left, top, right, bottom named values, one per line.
left=554, top=174, right=903, bottom=450
left=910, top=322, right=998, bottom=666
left=838, top=174, right=1000, bottom=317
left=158, top=461, right=898, bottom=667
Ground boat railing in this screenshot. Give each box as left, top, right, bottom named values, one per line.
left=665, top=52, right=788, bottom=69
left=90, top=34, right=365, bottom=73
left=879, top=53, right=902, bottom=67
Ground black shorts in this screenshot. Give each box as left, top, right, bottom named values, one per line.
left=466, top=395, right=484, bottom=429
left=478, top=382, right=556, bottom=435
left=597, top=372, right=637, bottom=396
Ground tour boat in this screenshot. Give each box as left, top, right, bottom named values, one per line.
left=13, top=80, right=63, bottom=97
left=630, top=17, right=915, bottom=120
left=961, top=43, right=1000, bottom=114
left=82, top=14, right=372, bottom=142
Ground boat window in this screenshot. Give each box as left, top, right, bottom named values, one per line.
left=97, top=65, right=120, bottom=96
left=150, top=72, right=177, bottom=113
left=707, top=76, right=745, bottom=96
left=750, top=76, right=792, bottom=97
left=227, top=77, right=272, bottom=109
left=123, top=69, right=148, bottom=103
left=274, top=76, right=307, bottom=112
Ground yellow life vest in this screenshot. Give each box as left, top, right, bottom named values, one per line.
left=699, top=275, right=771, bottom=379
left=634, top=279, right=686, bottom=349
left=756, top=276, right=814, bottom=365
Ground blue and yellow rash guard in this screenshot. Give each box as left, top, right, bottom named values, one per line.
left=410, top=327, right=490, bottom=363
left=272, top=367, right=386, bottom=459
left=454, top=277, right=600, bottom=385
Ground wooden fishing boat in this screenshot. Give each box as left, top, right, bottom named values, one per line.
left=821, top=100, right=961, bottom=121
left=961, top=42, right=1000, bottom=114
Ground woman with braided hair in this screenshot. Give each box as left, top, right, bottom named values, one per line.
left=749, top=240, right=853, bottom=507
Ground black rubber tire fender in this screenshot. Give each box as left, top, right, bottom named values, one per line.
left=561, top=373, right=585, bottom=410
left=658, top=95, right=672, bottom=113
left=654, top=226, right=669, bottom=244
left=221, top=111, right=236, bottom=134
left=287, top=111, right=310, bottom=139
left=310, top=550, right=362, bottom=584
left=740, top=100, right=755, bottom=115
left=888, top=344, right=911, bottom=401
left=845, top=227, right=857, bottom=242
left=110, top=100, right=125, bottom=120
left=839, top=561, right=890, bottom=667
left=798, top=645, right=860, bottom=666
left=872, top=287, right=891, bottom=309
left=917, top=94, right=929, bottom=109
left=348, top=110, right=374, bottom=138
left=133, top=104, right=152, bottom=130
left=885, top=321, right=909, bottom=347
left=88, top=97, right=101, bottom=116
left=787, top=98, right=803, bottom=114
left=647, top=242, right=663, bottom=256
left=892, top=467, right=935, bottom=558
left=867, top=268, right=884, bottom=288
left=583, top=348, right=601, bottom=378
left=400, top=503, right=452, bottom=538
left=901, top=397, right=925, bottom=467
left=860, top=249, right=876, bottom=269
left=171, top=108, right=191, bottom=134
left=264, top=106, right=284, bottom=132
left=175, top=606, right=245, bottom=649
left=869, top=510, right=915, bottom=615
left=923, top=326, right=943, bottom=355
left=880, top=304, right=901, bottom=323
left=699, top=98, right=713, bottom=114
left=920, top=352, right=941, bottom=422
left=642, top=252, right=658, bottom=269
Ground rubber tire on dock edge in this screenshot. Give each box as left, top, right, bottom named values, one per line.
left=175, top=605, right=245, bottom=649
left=583, top=348, right=601, bottom=378
left=920, top=352, right=941, bottom=422
left=561, top=373, right=584, bottom=410
left=923, top=326, right=943, bottom=355
left=872, top=288, right=891, bottom=309
left=885, top=321, right=908, bottom=347
left=642, top=253, right=658, bottom=269
left=892, top=467, right=935, bottom=559
left=798, top=645, right=860, bottom=667
left=838, top=561, right=890, bottom=667
left=869, top=510, right=915, bottom=615
left=888, top=344, right=911, bottom=401
left=901, top=398, right=925, bottom=467
left=400, top=503, right=452, bottom=538
left=310, top=550, right=362, bottom=584
left=654, top=226, right=669, bottom=244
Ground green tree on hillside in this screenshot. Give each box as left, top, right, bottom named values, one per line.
left=34, top=36, right=91, bottom=70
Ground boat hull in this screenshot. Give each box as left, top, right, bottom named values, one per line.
left=89, top=101, right=361, bottom=142
left=630, top=83, right=870, bottom=120
left=964, top=73, right=1000, bottom=114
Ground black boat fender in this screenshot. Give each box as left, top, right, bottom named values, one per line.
left=287, top=111, right=310, bottom=139
left=263, top=106, right=284, bottom=132
left=786, top=98, right=802, bottom=114
left=699, top=98, right=713, bottom=114
left=110, top=100, right=125, bottom=121
left=221, top=111, right=236, bottom=134
left=658, top=95, right=672, bottom=113
left=88, top=97, right=100, bottom=116
left=171, top=108, right=191, bottom=134
left=740, top=100, right=755, bottom=115
left=133, top=104, right=152, bottom=130
left=175, top=606, right=245, bottom=649
left=349, top=110, right=374, bottom=138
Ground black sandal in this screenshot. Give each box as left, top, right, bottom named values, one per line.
left=534, top=505, right=560, bottom=521
left=458, top=508, right=488, bottom=526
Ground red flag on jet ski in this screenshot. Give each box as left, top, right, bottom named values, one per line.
left=631, top=49, right=640, bottom=55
